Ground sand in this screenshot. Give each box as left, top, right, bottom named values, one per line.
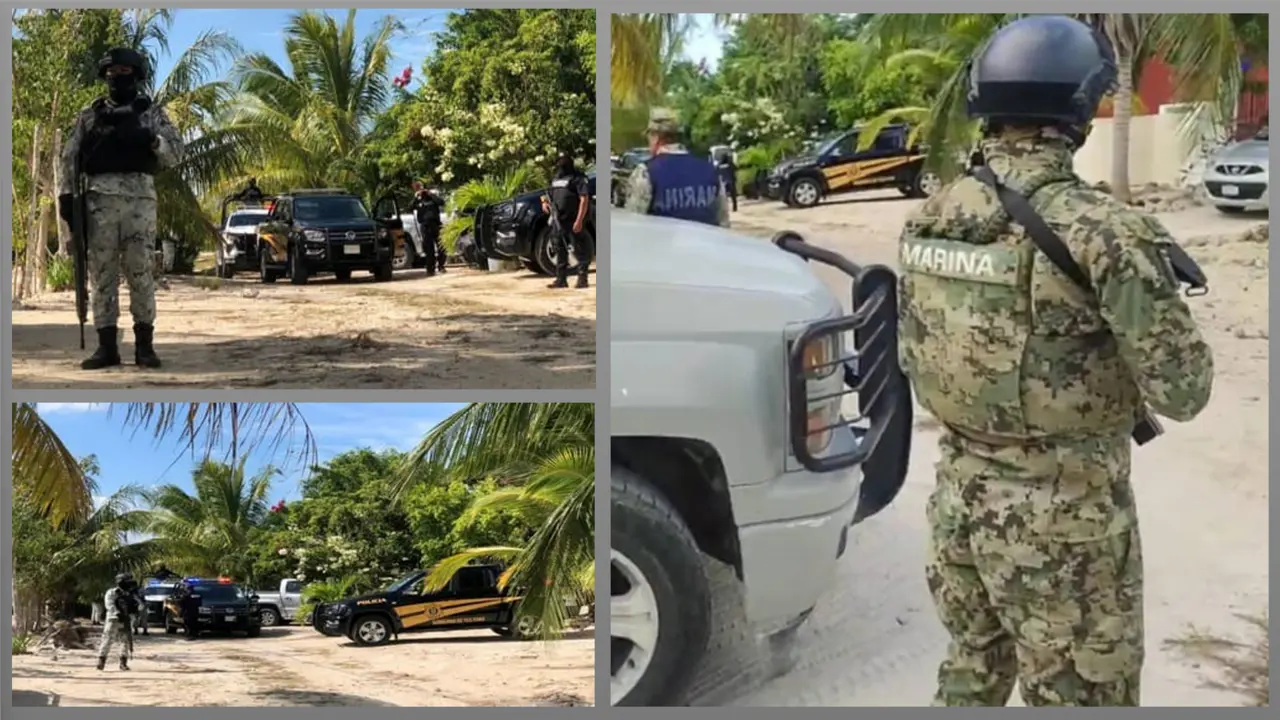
left=10, top=265, right=596, bottom=390
left=11, top=624, right=595, bottom=707
left=679, top=189, right=1269, bottom=707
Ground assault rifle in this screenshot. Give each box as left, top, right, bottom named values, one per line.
left=70, top=152, right=90, bottom=349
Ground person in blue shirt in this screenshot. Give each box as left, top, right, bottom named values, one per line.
left=623, top=108, right=729, bottom=227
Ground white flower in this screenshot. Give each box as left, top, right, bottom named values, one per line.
left=277, top=548, right=289, bottom=556
left=441, top=171, right=453, bottom=182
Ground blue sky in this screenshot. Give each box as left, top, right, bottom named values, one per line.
left=37, top=402, right=466, bottom=508
left=146, top=8, right=454, bottom=90
left=681, top=15, right=727, bottom=72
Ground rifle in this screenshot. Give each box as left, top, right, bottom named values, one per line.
left=70, top=151, right=89, bottom=349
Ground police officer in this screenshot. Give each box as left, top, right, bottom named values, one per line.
left=180, top=583, right=202, bottom=641
left=57, top=47, right=183, bottom=371
left=96, top=573, right=137, bottom=671
left=896, top=16, right=1214, bottom=706
left=714, top=147, right=738, bottom=212
left=410, top=181, right=447, bottom=275
left=540, top=154, right=593, bottom=289
left=623, top=108, right=729, bottom=227
left=235, top=177, right=265, bottom=203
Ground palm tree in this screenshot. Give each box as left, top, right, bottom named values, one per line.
left=142, top=459, right=278, bottom=578
left=11, top=402, right=317, bottom=527
left=391, top=403, right=595, bottom=639
left=859, top=13, right=1247, bottom=201
left=226, top=10, right=401, bottom=193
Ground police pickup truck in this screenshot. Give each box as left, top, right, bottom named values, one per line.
left=313, top=565, right=543, bottom=647
left=253, top=578, right=306, bottom=627
left=609, top=210, right=914, bottom=706
left=141, top=578, right=182, bottom=627
left=162, top=577, right=263, bottom=639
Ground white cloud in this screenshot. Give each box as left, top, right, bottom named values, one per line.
left=37, top=403, right=107, bottom=415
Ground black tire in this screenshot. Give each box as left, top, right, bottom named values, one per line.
left=373, top=260, right=394, bottom=282
left=533, top=225, right=557, bottom=276
left=906, top=168, right=942, bottom=199
left=350, top=614, right=393, bottom=647
left=1215, top=205, right=1245, bottom=214
left=333, top=268, right=353, bottom=283
left=214, top=245, right=235, bottom=279
left=258, top=607, right=280, bottom=627
left=288, top=243, right=309, bottom=285
left=521, top=258, right=541, bottom=273
left=394, top=238, right=416, bottom=271
left=164, top=612, right=177, bottom=635
left=259, top=248, right=278, bottom=284
left=494, top=615, right=542, bottom=639
left=611, top=465, right=712, bottom=707
left=246, top=626, right=262, bottom=638
left=787, top=177, right=823, bottom=208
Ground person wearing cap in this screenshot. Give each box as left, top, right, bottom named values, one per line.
left=97, top=572, right=138, bottom=671
left=623, top=108, right=729, bottom=227
left=57, top=47, right=183, bottom=372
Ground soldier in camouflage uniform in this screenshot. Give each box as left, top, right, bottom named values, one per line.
left=624, top=108, right=730, bottom=227
left=96, top=573, right=138, bottom=671
left=896, top=17, right=1214, bottom=706
left=57, top=47, right=183, bottom=371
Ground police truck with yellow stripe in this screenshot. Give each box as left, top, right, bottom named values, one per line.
left=766, top=123, right=941, bottom=208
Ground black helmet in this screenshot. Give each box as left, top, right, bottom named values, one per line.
left=966, top=15, right=1117, bottom=129
left=97, top=47, right=148, bottom=82
left=115, top=572, right=135, bottom=585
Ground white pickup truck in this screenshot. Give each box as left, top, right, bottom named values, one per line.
left=609, top=211, right=914, bottom=706
left=253, top=578, right=305, bottom=627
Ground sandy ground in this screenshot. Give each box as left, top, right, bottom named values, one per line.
left=10, top=265, right=596, bottom=389
left=11, top=624, right=595, bottom=707
left=679, top=190, right=1269, bottom=707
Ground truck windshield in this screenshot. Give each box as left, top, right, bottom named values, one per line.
left=191, top=584, right=246, bottom=601
left=294, top=196, right=370, bottom=222
left=384, top=572, right=424, bottom=594
left=227, top=212, right=268, bottom=228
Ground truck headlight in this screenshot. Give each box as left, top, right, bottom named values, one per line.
left=303, top=229, right=326, bottom=243
left=199, top=607, right=212, bottom=615
left=796, top=332, right=846, bottom=456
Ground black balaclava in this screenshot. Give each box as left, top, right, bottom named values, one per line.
left=555, top=154, right=575, bottom=177
left=108, top=72, right=140, bottom=105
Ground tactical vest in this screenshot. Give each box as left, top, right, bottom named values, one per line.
left=548, top=172, right=583, bottom=227
left=81, top=99, right=160, bottom=177
left=897, top=176, right=1142, bottom=442
left=646, top=153, right=721, bottom=226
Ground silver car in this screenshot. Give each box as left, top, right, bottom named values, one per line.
left=1202, top=126, right=1269, bottom=214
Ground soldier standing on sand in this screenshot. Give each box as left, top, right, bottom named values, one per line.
left=623, top=108, right=729, bottom=228
left=57, top=47, right=183, bottom=371
left=896, top=16, right=1214, bottom=706
left=97, top=573, right=137, bottom=671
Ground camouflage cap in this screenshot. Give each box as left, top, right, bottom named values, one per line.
left=646, top=108, right=680, bottom=135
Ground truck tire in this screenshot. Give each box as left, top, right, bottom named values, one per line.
left=394, top=239, right=416, bottom=271
left=258, top=607, right=280, bottom=627
left=288, top=242, right=309, bottom=285
left=533, top=225, right=557, bottom=276
left=611, top=465, right=712, bottom=707
left=787, top=177, right=822, bottom=208
left=350, top=614, right=393, bottom=647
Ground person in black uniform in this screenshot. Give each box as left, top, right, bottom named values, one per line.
left=715, top=149, right=738, bottom=212
left=541, top=154, right=592, bottom=289
left=178, top=583, right=202, bottom=641
left=235, top=177, right=264, bottom=203
left=409, top=181, right=447, bottom=275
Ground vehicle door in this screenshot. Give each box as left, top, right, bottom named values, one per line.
left=259, top=199, right=292, bottom=263
left=852, top=126, right=917, bottom=188
left=372, top=193, right=412, bottom=254
left=389, top=573, right=433, bottom=631
left=818, top=131, right=862, bottom=193
left=434, top=566, right=507, bottom=628
left=281, top=579, right=303, bottom=620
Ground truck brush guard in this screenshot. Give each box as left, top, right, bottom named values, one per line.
left=773, top=231, right=914, bottom=524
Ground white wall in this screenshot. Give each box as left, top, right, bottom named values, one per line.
left=1074, top=103, right=1227, bottom=189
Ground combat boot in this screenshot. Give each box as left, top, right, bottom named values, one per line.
left=119, top=656, right=130, bottom=671
left=133, top=323, right=162, bottom=368
left=81, top=327, right=122, bottom=370
left=96, top=656, right=106, bottom=671
left=548, top=267, right=569, bottom=289
left=575, top=273, right=589, bottom=289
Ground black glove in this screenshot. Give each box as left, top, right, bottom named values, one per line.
left=118, top=124, right=156, bottom=150
left=58, top=194, right=74, bottom=225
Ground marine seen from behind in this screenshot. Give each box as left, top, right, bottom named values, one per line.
left=623, top=107, right=729, bottom=227
left=895, top=15, right=1214, bottom=707
left=58, top=47, right=184, bottom=371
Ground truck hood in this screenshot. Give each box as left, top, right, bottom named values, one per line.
left=225, top=223, right=263, bottom=234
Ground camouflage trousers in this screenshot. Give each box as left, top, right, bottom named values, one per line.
left=86, top=192, right=158, bottom=330
left=925, top=431, right=1144, bottom=707
left=96, top=618, right=131, bottom=660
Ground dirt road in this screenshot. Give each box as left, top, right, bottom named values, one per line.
left=680, top=191, right=1269, bottom=707
left=11, top=266, right=596, bottom=389
left=11, top=625, right=595, bottom=707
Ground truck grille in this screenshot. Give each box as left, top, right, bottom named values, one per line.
left=1205, top=181, right=1266, bottom=200
left=325, top=229, right=377, bottom=243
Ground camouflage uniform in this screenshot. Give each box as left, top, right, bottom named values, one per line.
left=624, top=108, right=730, bottom=227
left=59, top=100, right=182, bottom=331
left=96, top=586, right=132, bottom=669
left=898, top=128, right=1214, bottom=706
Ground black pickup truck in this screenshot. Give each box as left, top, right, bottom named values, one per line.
left=472, top=169, right=597, bottom=276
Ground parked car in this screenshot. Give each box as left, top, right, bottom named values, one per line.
left=765, top=123, right=939, bottom=208
left=140, top=578, right=182, bottom=627
left=1202, top=125, right=1269, bottom=214
left=255, top=189, right=395, bottom=285
left=162, top=577, right=262, bottom=639
left=253, top=578, right=306, bottom=626
left=609, top=210, right=914, bottom=706
left=472, top=168, right=597, bottom=276
left=215, top=202, right=272, bottom=279
left=370, top=192, right=449, bottom=271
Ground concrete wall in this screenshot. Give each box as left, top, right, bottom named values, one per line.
left=1074, top=103, right=1226, bottom=189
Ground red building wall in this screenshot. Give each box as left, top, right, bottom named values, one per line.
left=1096, top=58, right=1269, bottom=139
